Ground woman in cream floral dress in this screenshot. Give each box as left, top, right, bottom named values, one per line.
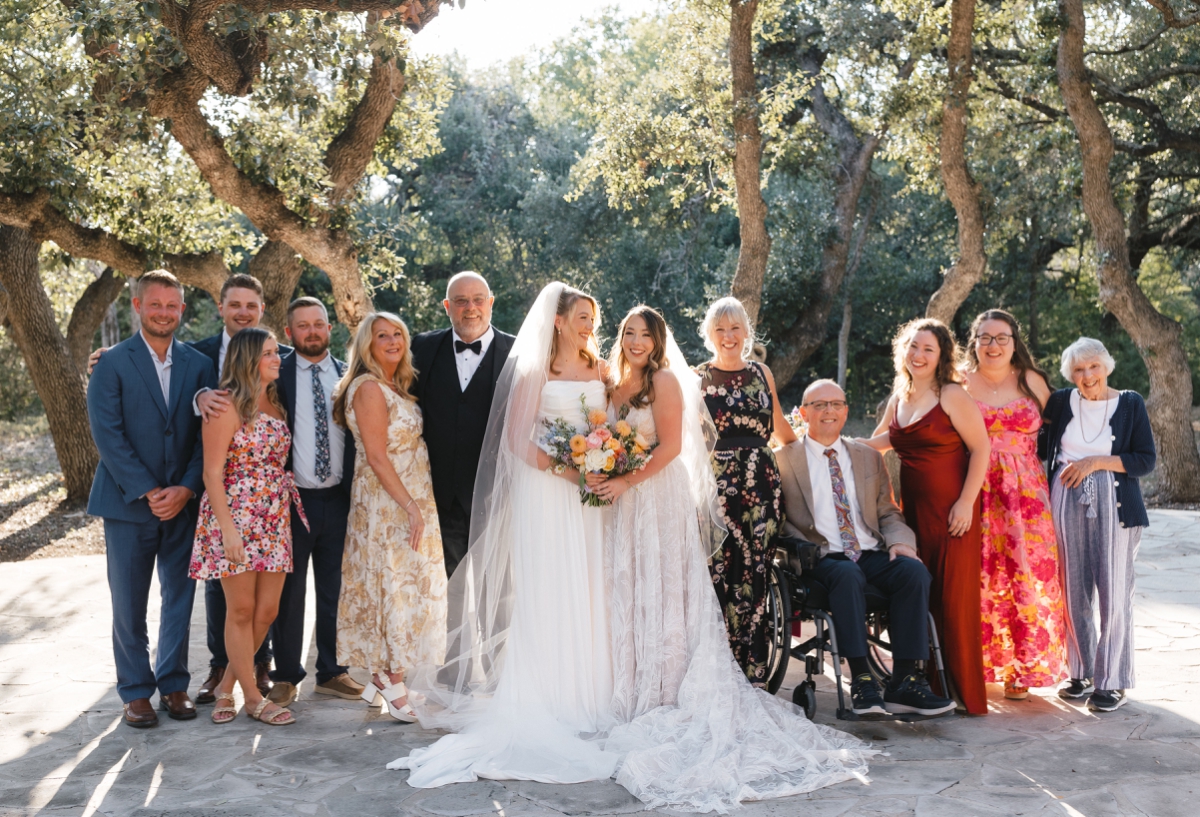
left=332, top=312, right=447, bottom=722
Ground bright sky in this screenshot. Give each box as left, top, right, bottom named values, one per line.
left=410, top=0, right=663, bottom=70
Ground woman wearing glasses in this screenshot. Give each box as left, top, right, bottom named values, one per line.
left=867, top=318, right=990, bottom=714
left=962, top=310, right=1067, bottom=702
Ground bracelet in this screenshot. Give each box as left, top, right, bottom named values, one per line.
left=403, top=498, right=416, bottom=511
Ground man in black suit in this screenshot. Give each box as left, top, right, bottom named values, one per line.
left=410, top=271, right=515, bottom=577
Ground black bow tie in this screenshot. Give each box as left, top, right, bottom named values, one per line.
left=455, top=339, right=483, bottom=355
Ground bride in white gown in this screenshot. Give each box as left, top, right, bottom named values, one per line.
left=593, top=306, right=875, bottom=812
left=390, top=283, right=620, bottom=784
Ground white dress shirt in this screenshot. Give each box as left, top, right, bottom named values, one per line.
left=292, top=352, right=346, bottom=489
left=217, top=329, right=233, bottom=376
left=139, top=331, right=173, bottom=404
left=453, top=326, right=495, bottom=391
left=803, top=435, right=880, bottom=553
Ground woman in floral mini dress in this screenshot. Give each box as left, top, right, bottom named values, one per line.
left=191, top=328, right=306, bottom=726
left=962, top=310, right=1067, bottom=700
left=696, top=297, right=797, bottom=687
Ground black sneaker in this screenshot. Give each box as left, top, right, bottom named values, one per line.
left=1087, top=689, right=1128, bottom=712
left=1058, top=678, right=1095, bottom=700
left=884, top=674, right=956, bottom=716
left=850, top=673, right=888, bottom=717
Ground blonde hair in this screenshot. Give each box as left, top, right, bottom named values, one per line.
left=549, top=286, right=601, bottom=375
left=221, top=328, right=286, bottom=425
left=332, top=312, right=417, bottom=426
left=700, top=296, right=756, bottom=359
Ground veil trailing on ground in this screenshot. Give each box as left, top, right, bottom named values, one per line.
left=662, top=329, right=727, bottom=559
left=404, top=282, right=565, bottom=729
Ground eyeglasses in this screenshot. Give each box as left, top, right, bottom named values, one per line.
left=450, top=296, right=490, bottom=309
left=803, top=400, right=848, bottom=411
left=976, top=334, right=1013, bottom=346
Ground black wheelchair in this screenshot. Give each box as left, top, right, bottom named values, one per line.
left=761, top=536, right=950, bottom=721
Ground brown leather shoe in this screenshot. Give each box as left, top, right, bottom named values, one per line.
left=159, top=690, right=198, bottom=720
left=124, top=698, right=159, bottom=729
left=196, top=666, right=224, bottom=705
left=255, top=662, right=273, bottom=696
left=267, top=681, right=298, bottom=707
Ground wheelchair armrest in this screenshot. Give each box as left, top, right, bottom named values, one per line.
left=775, top=534, right=821, bottom=576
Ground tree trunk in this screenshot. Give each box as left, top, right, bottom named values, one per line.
left=249, top=240, right=304, bottom=336
left=727, top=0, right=771, bottom=326
left=837, top=194, right=876, bottom=390
left=1057, top=0, right=1200, bottom=501
left=926, top=0, right=987, bottom=324
left=0, top=226, right=99, bottom=502
left=66, top=265, right=125, bottom=373
left=768, top=50, right=885, bottom=388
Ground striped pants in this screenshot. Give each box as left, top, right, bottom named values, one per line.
left=1050, top=470, right=1141, bottom=690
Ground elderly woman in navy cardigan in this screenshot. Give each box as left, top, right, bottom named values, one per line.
left=1039, top=337, right=1156, bottom=713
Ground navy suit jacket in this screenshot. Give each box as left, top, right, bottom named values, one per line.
left=189, top=331, right=293, bottom=378
left=276, top=350, right=356, bottom=496
left=87, top=334, right=218, bottom=524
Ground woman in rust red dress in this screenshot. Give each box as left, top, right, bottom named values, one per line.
left=867, top=319, right=991, bottom=714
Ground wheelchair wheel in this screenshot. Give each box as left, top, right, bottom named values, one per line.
left=792, top=680, right=816, bottom=720
left=865, top=613, right=894, bottom=683
left=764, top=561, right=792, bottom=695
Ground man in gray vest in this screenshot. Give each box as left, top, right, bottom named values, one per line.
left=410, top=272, right=515, bottom=577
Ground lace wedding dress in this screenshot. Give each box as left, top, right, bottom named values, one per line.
left=389, top=379, right=619, bottom=785
left=604, top=400, right=875, bottom=812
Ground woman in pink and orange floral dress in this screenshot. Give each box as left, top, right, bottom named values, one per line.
left=963, top=310, right=1067, bottom=700
left=191, top=328, right=306, bottom=726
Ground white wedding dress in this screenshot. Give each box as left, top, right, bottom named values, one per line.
left=389, top=379, right=619, bottom=785
left=604, top=402, right=875, bottom=812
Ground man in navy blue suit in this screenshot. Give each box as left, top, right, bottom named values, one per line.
left=87, top=270, right=217, bottom=728
left=199, top=296, right=361, bottom=706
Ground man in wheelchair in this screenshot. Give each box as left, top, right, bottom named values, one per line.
left=776, top=380, right=955, bottom=718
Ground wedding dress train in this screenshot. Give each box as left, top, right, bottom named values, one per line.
left=604, top=403, right=874, bottom=812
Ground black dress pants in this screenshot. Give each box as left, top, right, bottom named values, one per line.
left=270, top=487, right=350, bottom=685
left=810, top=549, right=931, bottom=660
left=439, top=498, right=471, bottom=579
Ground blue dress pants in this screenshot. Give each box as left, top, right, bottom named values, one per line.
left=103, top=515, right=197, bottom=703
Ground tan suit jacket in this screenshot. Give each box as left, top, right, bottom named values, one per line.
left=776, top=435, right=916, bottom=558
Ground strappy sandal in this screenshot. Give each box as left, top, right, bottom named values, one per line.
left=212, top=692, right=238, bottom=724
left=248, top=697, right=295, bottom=726
left=377, top=681, right=419, bottom=723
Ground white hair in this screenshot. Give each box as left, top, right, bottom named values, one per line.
left=1060, top=336, right=1116, bottom=380
left=699, top=296, right=757, bottom=359
left=445, top=271, right=491, bottom=300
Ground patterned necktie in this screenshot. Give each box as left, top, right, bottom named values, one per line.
left=312, top=365, right=332, bottom=482
left=824, top=448, right=861, bottom=562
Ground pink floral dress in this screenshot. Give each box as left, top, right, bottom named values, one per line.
left=977, top=397, right=1068, bottom=687
left=190, top=413, right=305, bottom=580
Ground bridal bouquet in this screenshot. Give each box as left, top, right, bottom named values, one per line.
left=539, top=396, right=654, bottom=506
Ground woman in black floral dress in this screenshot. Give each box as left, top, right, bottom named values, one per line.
left=696, top=297, right=797, bottom=686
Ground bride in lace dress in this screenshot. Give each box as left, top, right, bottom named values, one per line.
left=593, top=306, right=876, bottom=812
left=389, top=283, right=619, bottom=784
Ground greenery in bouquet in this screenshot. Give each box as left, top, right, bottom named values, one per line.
left=539, top=396, right=655, bottom=506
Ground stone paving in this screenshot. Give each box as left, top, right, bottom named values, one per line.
left=3, top=510, right=1200, bottom=816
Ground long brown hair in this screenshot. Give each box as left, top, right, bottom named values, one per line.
left=221, top=327, right=286, bottom=424
left=966, top=309, right=1051, bottom=410
left=892, top=318, right=963, bottom=397
left=549, top=285, right=601, bottom=375
left=332, top=312, right=417, bottom=427
left=610, top=305, right=669, bottom=409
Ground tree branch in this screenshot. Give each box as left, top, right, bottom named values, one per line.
left=979, top=62, right=1066, bottom=119
left=0, top=189, right=230, bottom=301
left=1144, top=0, right=1200, bottom=28
left=326, top=51, right=407, bottom=205
left=1121, top=64, right=1200, bottom=92
left=65, top=266, right=125, bottom=372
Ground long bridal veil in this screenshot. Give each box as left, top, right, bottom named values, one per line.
left=401, top=282, right=565, bottom=730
